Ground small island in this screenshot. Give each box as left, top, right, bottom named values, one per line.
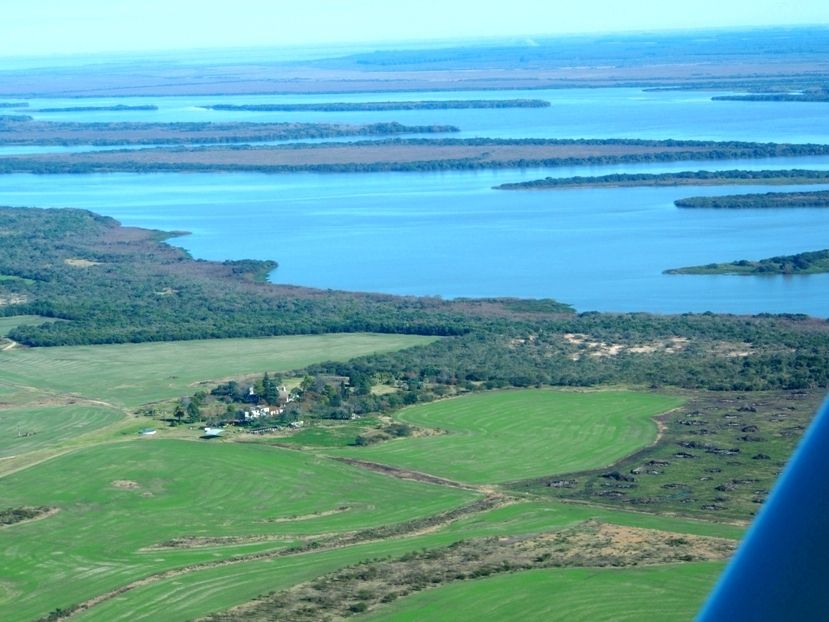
left=712, top=89, right=829, bottom=103
left=674, top=190, right=829, bottom=209
left=495, top=169, right=829, bottom=190
left=202, top=99, right=550, bottom=112
left=665, top=249, right=829, bottom=275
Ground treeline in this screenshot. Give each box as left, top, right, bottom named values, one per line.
left=202, top=99, right=550, bottom=112
left=33, top=105, right=159, bottom=112
left=194, top=311, right=829, bottom=428
left=4, top=206, right=829, bottom=394
left=713, top=90, right=829, bottom=102
left=0, top=206, right=566, bottom=347
left=675, top=189, right=829, bottom=209
left=0, top=120, right=458, bottom=146
left=496, top=169, right=829, bottom=190
left=7, top=141, right=829, bottom=175
left=666, top=249, right=829, bottom=276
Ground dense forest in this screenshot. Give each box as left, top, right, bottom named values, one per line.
left=3, top=207, right=828, bottom=393
left=0, top=206, right=571, bottom=346
left=666, top=249, right=829, bottom=276
left=203, top=99, right=550, bottom=111
left=495, top=169, right=829, bottom=190
left=674, top=190, right=829, bottom=209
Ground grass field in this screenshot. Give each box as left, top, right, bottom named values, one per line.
left=71, top=499, right=738, bottom=622
left=0, top=333, right=436, bottom=408
left=274, top=416, right=383, bottom=447
left=0, top=440, right=476, bottom=622
left=330, top=390, right=683, bottom=484
left=0, top=347, right=742, bottom=622
left=362, top=562, right=725, bottom=621
left=0, top=404, right=123, bottom=457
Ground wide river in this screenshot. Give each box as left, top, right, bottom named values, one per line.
left=1, top=88, right=828, bottom=316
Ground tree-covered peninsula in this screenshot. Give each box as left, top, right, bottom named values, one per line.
left=666, top=249, right=829, bottom=275
left=674, top=190, right=829, bottom=209
left=495, top=169, right=829, bottom=190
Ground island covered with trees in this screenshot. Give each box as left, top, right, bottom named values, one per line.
left=495, top=169, right=829, bottom=190
left=674, top=189, right=829, bottom=209
left=712, top=88, right=829, bottom=103
left=665, top=248, right=829, bottom=276
left=3, top=138, right=829, bottom=174
left=202, top=99, right=550, bottom=111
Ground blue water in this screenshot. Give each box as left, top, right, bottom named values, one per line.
left=1, top=157, right=829, bottom=316
left=7, top=87, right=829, bottom=143
left=2, top=87, right=829, bottom=316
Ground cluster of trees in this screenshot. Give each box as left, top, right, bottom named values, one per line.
left=675, top=190, right=829, bottom=209
left=666, top=249, right=829, bottom=276
left=300, top=316, right=829, bottom=394
left=5, top=206, right=829, bottom=398
left=713, top=90, right=829, bottom=102
left=496, top=169, right=829, bottom=190
left=0, top=206, right=487, bottom=346
left=183, top=310, right=829, bottom=434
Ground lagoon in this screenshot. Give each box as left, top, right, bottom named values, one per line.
left=1, top=156, right=828, bottom=317
left=3, top=86, right=829, bottom=316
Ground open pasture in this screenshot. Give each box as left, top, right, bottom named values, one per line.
left=363, top=562, right=725, bottom=621
left=0, top=439, right=475, bottom=621
left=0, top=333, right=435, bottom=408
left=0, top=403, right=123, bottom=457
left=71, top=499, right=737, bottom=622
left=330, top=390, right=683, bottom=484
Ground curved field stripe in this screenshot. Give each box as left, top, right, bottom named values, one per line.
left=0, top=440, right=474, bottom=622
left=330, top=390, right=683, bottom=484
left=0, top=404, right=122, bottom=457
left=363, top=563, right=725, bottom=622
left=72, top=500, right=738, bottom=621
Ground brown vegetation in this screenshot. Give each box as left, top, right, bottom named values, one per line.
left=202, top=521, right=735, bottom=621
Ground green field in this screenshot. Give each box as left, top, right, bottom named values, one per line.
left=0, top=404, right=123, bottom=457
left=71, top=499, right=739, bottom=622
left=330, top=390, right=683, bottom=484
left=0, top=333, right=436, bottom=408
left=0, top=440, right=476, bottom=622
left=0, top=342, right=739, bottom=622
left=276, top=416, right=383, bottom=447
left=363, top=563, right=724, bottom=621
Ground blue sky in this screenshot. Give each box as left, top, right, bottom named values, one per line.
left=2, top=0, right=829, bottom=57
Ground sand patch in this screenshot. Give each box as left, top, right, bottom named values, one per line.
left=111, top=480, right=140, bottom=490
left=64, top=258, right=101, bottom=268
